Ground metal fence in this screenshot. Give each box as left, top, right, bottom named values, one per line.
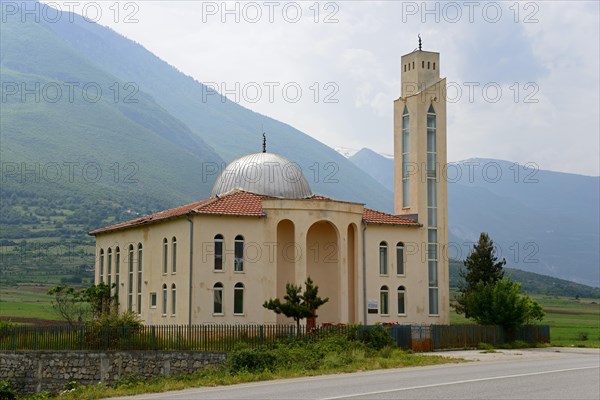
left=0, top=323, right=549, bottom=352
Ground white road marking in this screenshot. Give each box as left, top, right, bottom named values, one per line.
left=320, top=366, right=600, bottom=400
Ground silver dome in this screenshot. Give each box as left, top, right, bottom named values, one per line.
left=211, top=152, right=313, bottom=199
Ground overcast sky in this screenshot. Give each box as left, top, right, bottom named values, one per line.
left=53, top=1, right=599, bottom=176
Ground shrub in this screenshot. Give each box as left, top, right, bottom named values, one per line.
left=0, top=380, right=16, bottom=400
left=355, top=325, right=394, bottom=350
left=578, top=332, right=589, bottom=341
left=228, top=348, right=276, bottom=373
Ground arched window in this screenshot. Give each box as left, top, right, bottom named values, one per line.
left=162, top=238, right=168, bottom=275
left=213, top=282, right=224, bottom=314
left=171, top=237, right=177, bottom=274
left=234, top=235, right=244, bottom=272
left=427, top=61, right=431, bottom=69
left=115, top=247, right=120, bottom=297
left=99, top=249, right=104, bottom=283
left=397, top=286, right=406, bottom=315
left=422, top=60, right=424, bottom=68
left=214, top=234, right=223, bottom=271
left=234, top=283, right=244, bottom=315
left=162, top=284, right=167, bottom=315
left=137, top=243, right=143, bottom=315
left=128, top=245, right=134, bottom=312
left=107, top=248, right=112, bottom=289
left=380, top=286, right=389, bottom=315
left=396, top=242, right=405, bottom=275
left=171, top=284, right=176, bottom=315
left=379, top=241, right=388, bottom=275
left=402, top=105, right=410, bottom=207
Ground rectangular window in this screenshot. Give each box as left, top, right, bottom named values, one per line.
left=150, top=292, right=157, bottom=308
left=429, top=287, right=439, bottom=315
left=396, top=244, right=404, bottom=275
left=397, top=289, right=406, bottom=315
left=214, top=288, right=223, bottom=314
left=380, top=291, right=389, bottom=315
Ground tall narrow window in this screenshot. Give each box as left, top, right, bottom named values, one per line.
left=137, top=243, right=143, bottom=315
left=171, top=237, right=177, bottom=274
left=397, top=286, right=406, bottom=315
left=213, top=282, right=223, bottom=314
left=379, top=241, right=388, bottom=275
left=99, top=249, right=104, bottom=283
left=115, top=247, right=120, bottom=297
left=107, top=248, right=112, bottom=289
left=234, top=235, right=244, bottom=272
left=427, top=104, right=439, bottom=315
left=234, top=283, right=244, bottom=315
left=380, top=286, right=389, bottom=315
left=128, top=245, right=134, bottom=312
left=402, top=106, right=410, bottom=207
left=162, top=284, right=167, bottom=316
left=214, top=234, right=223, bottom=271
left=162, top=238, right=168, bottom=275
left=396, top=242, right=405, bottom=275
left=171, top=284, right=176, bottom=315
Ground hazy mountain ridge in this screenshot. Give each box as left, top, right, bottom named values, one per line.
left=349, top=149, right=600, bottom=287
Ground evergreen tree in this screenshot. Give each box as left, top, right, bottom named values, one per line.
left=455, top=232, right=506, bottom=317
left=263, top=277, right=328, bottom=332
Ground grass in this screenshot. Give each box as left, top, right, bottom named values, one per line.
left=40, top=341, right=460, bottom=400
left=0, top=286, right=58, bottom=322
left=450, top=295, right=600, bottom=348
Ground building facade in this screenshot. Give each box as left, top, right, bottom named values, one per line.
left=91, top=46, right=449, bottom=325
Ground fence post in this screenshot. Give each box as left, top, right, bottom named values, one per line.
left=151, top=325, right=156, bottom=351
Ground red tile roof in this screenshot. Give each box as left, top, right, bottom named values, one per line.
left=89, top=190, right=420, bottom=235
left=362, top=208, right=421, bottom=226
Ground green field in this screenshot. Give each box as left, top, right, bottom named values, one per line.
left=450, top=295, right=600, bottom=347
left=0, top=286, right=59, bottom=323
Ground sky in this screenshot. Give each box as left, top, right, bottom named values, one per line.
left=44, top=1, right=600, bottom=176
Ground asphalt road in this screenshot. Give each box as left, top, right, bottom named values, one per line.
left=111, top=348, right=600, bottom=400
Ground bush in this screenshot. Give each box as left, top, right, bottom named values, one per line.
left=355, top=325, right=394, bottom=350
left=228, top=348, right=276, bottom=373
left=0, top=380, right=16, bottom=400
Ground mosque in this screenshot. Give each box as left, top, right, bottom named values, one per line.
left=90, top=45, right=449, bottom=325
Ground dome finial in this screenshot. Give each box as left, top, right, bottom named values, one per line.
left=262, top=132, right=267, bottom=153
left=418, top=34, right=422, bottom=51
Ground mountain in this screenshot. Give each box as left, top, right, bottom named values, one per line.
left=349, top=149, right=600, bottom=287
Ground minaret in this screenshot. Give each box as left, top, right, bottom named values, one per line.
left=393, top=38, right=448, bottom=318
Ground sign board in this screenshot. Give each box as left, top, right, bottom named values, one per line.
left=367, top=300, right=378, bottom=314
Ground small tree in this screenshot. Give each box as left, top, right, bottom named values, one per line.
left=47, top=285, right=89, bottom=327
left=455, top=232, right=506, bottom=317
left=263, top=277, right=329, bottom=331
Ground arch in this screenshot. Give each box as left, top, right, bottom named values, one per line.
left=276, top=219, right=295, bottom=323
left=397, top=285, right=406, bottom=315
left=213, top=282, right=224, bottom=314
left=171, top=283, right=176, bottom=315
left=347, top=223, right=358, bottom=324
left=162, top=238, right=168, bottom=274
left=379, top=241, right=388, bottom=275
left=380, top=285, right=389, bottom=315
left=234, top=235, right=244, bottom=272
left=171, top=237, right=177, bottom=274
left=396, top=242, right=405, bottom=275
left=234, top=282, right=244, bottom=315
left=214, top=234, right=223, bottom=271
left=306, top=220, right=340, bottom=323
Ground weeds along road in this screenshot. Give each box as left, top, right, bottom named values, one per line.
left=111, top=348, right=600, bottom=400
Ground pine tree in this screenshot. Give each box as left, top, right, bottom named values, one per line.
left=263, top=277, right=328, bottom=332
left=455, top=232, right=506, bottom=317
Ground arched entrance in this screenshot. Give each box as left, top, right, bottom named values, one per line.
left=306, top=221, right=339, bottom=323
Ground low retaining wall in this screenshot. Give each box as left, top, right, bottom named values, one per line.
left=0, top=351, right=226, bottom=395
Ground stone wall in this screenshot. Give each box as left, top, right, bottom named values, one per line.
left=0, top=351, right=226, bottom=395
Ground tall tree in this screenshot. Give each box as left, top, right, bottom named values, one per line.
left=455, top=232, right=506, bottom=317
left=263, top=277, right=328, bottom=331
